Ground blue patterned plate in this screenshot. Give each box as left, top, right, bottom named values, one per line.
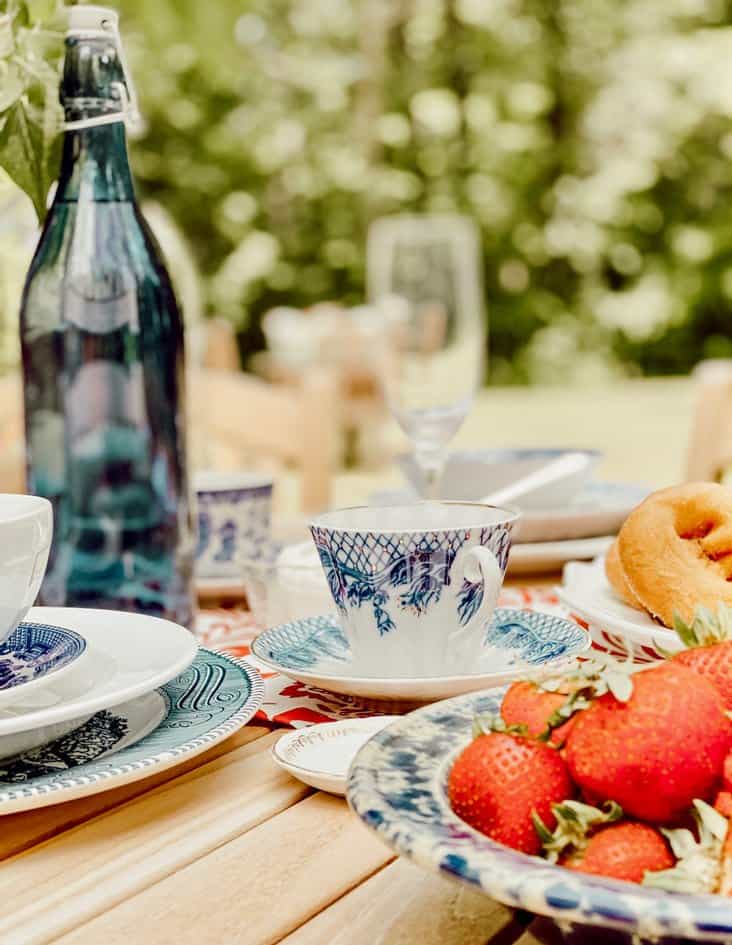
left=348, top=690, right=732, bottom=944
left=0, top=622, right=87, bottom=706
left=252, top=609, right=589, bottom=701
left=0, top=647, right=263, bottom=814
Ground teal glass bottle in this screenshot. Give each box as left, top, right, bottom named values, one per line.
left=19, top=8, right=195, bottom=625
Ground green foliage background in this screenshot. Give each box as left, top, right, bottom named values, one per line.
left=4, top=0, right=732, bottom=383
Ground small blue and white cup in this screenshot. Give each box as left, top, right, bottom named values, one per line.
left=194, top=472, right=273, bottom=580
left=310, top=502, right=519, bottom=678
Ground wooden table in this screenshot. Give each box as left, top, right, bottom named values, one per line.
left=3, top=578, right=562, bottom=945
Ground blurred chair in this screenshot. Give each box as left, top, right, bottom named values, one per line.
left=0, top=372, right=24, bottom=493
left=188, top=367, right=337, bottom=513
left=686, top=360, right=732, bottom=482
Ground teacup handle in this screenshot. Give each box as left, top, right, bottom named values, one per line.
left=455, top=545, right=504, bottom=632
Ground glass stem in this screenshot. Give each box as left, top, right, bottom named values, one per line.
left=417, top=448, right=446, bottom=500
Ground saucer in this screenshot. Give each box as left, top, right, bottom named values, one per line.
left=0, top=606, right=198, bottom=737
left=251, top=608, right=590, bottom=701
left=272, top=716, right=398, bottom=795
left=0, top=622, right=87, bottom=707
left=0, top=648, right=263, bottom=814
left=559, top=557, right=674, bottom=662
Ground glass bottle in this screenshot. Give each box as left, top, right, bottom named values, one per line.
left=19, top=6, right=195, bottom=626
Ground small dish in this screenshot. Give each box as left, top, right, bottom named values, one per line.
left=559, top=557, right=673, bottom=662
left=272, top=716, right=398, bottom=795
left=0, top=622, right=87, bottom=707
left=252, top=608, right=590, bottom=701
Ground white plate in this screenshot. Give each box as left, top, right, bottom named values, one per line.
left=559, top=557, right=677, bottom=661
left=508, top=536, right=614, bottom=575
left=513, top=481, right=649, bottom=543
left=252, top=608, right=590, bottom=702
left=0, top=607, right=198, bottom=737
left=272, top=716, right=398, bottom=795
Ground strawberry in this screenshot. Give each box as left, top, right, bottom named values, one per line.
left=562, top=822, right=674, bottom=883
left=500, top=681, right=574, bottom=744
left=565, top=662, right=732, bottom=823
left=448, top=730, right=573, bottom=854
left=500, top=656, right=636, bottom=746
left=672, top=604, right=732, bottom=710
left=725, top=749, right=732, bottom=792
left=534, top=800, right=674, bottom=884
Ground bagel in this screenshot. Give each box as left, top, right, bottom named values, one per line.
left=615, top=482, right=732, bottom=628
left=605, top=538, right=642, bottom=608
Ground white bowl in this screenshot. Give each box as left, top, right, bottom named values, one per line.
left=0, top=494, right=53, bottom=645
left=399, top=448, right=601, bottom=509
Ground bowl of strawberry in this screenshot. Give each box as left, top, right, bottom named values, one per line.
left=347, top=605, right=732, bottom=943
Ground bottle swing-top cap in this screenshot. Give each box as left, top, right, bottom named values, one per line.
left=63, top=5, right=140, bottom=132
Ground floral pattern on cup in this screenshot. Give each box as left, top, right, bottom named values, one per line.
left=311, top=526, right=512, bottom=637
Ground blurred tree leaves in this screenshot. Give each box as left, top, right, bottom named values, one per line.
left=0, top=0, right=64, bottom=220
left=5, top=0, right=732, bottom=382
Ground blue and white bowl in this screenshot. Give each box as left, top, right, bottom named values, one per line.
left=399, top=448, right=601, bottom=509
left=348, top=688, right=732, bottom=944
left=194, top=471, right=273, bottom=580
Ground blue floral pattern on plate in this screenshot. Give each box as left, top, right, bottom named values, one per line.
left=0, top=648, right=263, bottom=809
left=0, top=622, right=86, bottom=691
left=347, top=690, right=732, bottom=943
left=252, top=608, right=587, bottom=676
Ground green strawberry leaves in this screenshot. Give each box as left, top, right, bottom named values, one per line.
left=673, top=603, right=732, bottom=649
left=533, top=800, right=623, bottom=863
left=643, top=800, right=729, bottom=894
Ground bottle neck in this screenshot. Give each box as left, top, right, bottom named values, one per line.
left=55, top=119, right=135, bottom=204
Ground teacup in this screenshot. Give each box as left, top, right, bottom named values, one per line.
left=194, top=472, right=273, bottom=579
left=0, top=494, right=53, bottom=645
left=310, top=502, right=519, bottom=677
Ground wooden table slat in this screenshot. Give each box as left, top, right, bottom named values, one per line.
left=55, top=792, right=395, bottom=945
left=0, top=726, right=269, bottom=863
left=0, top=731, right=308, bottom=945
left=280, top=858, right=517, bottom=945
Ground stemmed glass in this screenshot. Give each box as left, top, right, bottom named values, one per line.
left=367, top=214, right=485, bottom=499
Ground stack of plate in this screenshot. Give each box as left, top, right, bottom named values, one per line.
left=372, top=449, right=650, bottom=574
left=0, top=606, right=263, bottom=815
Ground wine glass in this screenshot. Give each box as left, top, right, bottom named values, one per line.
left=367, top=214, right=485, bottom=498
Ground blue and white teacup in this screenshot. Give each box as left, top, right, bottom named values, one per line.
left=194, top=472, right=273, bottom=579
left=310, top=502, right=519, bottom=678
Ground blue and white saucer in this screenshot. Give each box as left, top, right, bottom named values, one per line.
left=0, top=622, right=87, bottom=707
left=0, top=647, right=263, bottom=814
left=252, top=608, right=589, bottom=701
left=348, top=688, right=731, bottom=944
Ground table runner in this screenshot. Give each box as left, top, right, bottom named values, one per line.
left=195, top=586, right=568, bottom=728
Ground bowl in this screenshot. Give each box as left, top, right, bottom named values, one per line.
left=348, top=687, right=732, bottom=944
left=0, top=494, right=53, bottom=645
left=399, top=448, right=601, bottom=509
left=241, top=539, right=335, bottom=629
